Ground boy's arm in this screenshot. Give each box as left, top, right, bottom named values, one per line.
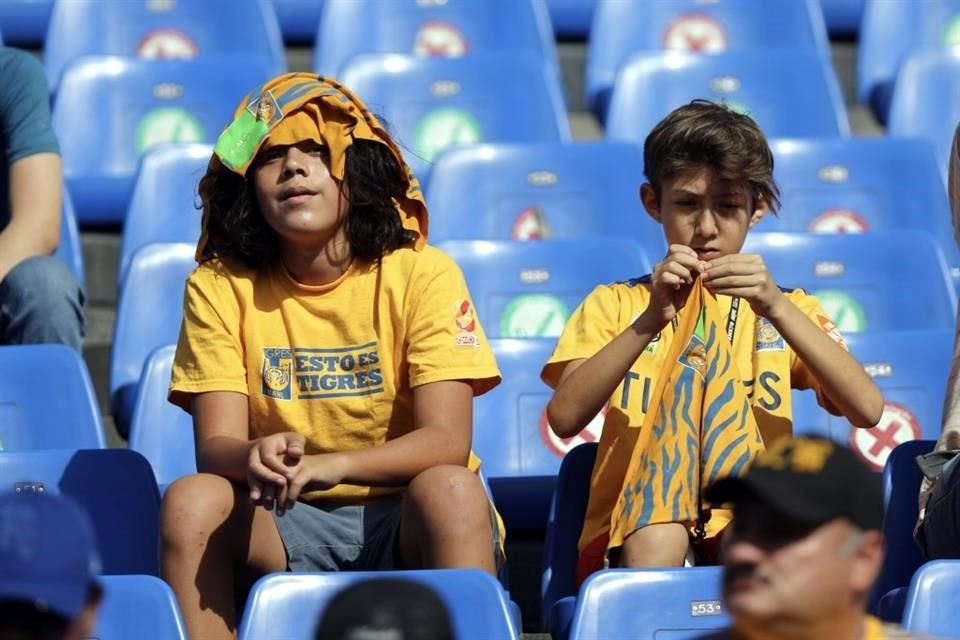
left=548, top=245, right=705, bottom=437
left=704, top=254, right=884, bottom=428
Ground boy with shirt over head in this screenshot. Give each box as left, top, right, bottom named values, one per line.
left=542, top=100, right=883, bottom=582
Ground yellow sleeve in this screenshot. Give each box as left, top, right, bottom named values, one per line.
left=540, top=284, right=627, bottom=389
left=788, top=289, right=848, bottom=415
left=405, top=252, right=501, bottom=396
left=168, top=263, right=248, bottom=412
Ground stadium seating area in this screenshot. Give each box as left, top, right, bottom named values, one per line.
left=4, top=0, right=960, bottom=637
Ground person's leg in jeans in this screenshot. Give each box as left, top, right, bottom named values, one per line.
left=0, top=256, right=84, bottom=351
left=921, top=455, right=960, bottom=559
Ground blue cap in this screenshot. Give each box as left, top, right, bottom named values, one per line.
left=0, top=491, right=102, bottom=618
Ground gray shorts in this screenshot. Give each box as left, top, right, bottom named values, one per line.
left=272, top=497, right=404, bottom=571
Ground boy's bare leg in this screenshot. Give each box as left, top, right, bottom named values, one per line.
left=160, top=474, right=288, bottom=640
left=620, top=522, right=690, bottom=568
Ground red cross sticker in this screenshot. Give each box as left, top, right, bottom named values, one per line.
left=540, top=406, right=606, bottom=458
left=849, top=402, right=921, bottom=471
left=663, top=13, right=728, bottom=53
left=413, top=20, right=469, bottom=58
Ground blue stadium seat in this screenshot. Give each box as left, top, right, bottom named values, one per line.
left=820, top=0, right=865, bottom=37
left=129, top=346, right=197, bottom=491
left=792, top=330, right=952, bottom=469
left=888, top=50, right=960, bottom=181
left=569, top=568, right=729, bottom=640
left=120, top=143, right=210, bottom=284
left=474, top=339, right=555, bottom=529
left=110, top=243, right=196, bottom=437
left=0, top=344, right=105, bottom=451
left=858, top=0, right=960, bottom=123
left=586, top=0, right=830, bottom=117
left=903, top=560, right=960, bottom=635
left=546, top=0, right=595, bottom=38
left=53, top=58, right=272, bottom=224
left=57, top=189, right=85, bottom=287
left=0, top=0, right=48, bottom=46
left=438, top=238, right=651, bottom=339
left=606, top=50, right=848, bottom=141
left=768, top=137, right=960, bottom=285
left=238, top=570, right=520, bottom=640
left=44, top=0, right=285, bottom=91
left=315, top=0, right=557, bottom=78
left=95, top=575, right=188, bottom=640
left=426, top=142, right=665, bottom=260
left=870, top=439, right=936, bottom=616
left=272, top=0, right=323, bottom=44
left=742, top=232, right=956, bottom=333
left=0, top=448, right=161, bottom=575
left=338, top=53, right=569, bottom=183
left=541, top=442, right=597, bottom=635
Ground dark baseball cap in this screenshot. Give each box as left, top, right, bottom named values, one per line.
left=0, top=491, right=102, bottom=618
left=706, top=436, right=884, bottom=532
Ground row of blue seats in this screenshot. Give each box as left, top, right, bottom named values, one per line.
left=46, top=47, right=958, bottom=227
left=0, top=421, right=950, bottom=637
left=0, top=0, right=867, bottom=49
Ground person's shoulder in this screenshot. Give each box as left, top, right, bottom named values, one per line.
left=601, top=274, right=654, bottom=301
left=188, top=257, right=257, bottom=290
left=382, top=244, right=461, bottom=280
left=0, top=47, right=45, bottom=82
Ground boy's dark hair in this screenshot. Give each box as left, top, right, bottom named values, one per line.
left=198, top=138, right=417, bottom=268
left=643, top=99, right=781, bottom=213
left=0, top=600, right=70, bottom=640
left=314, top=579, right=454, bottom=640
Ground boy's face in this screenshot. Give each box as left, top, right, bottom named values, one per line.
left=641, top=165, right=765, bottom=260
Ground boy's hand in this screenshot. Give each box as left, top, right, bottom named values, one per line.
left=703, top=253, right=785, bottom=318
left=640, top=245, right=706, bottom=331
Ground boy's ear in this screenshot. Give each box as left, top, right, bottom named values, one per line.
left=748, top=201, right=767, bottom=229
left=640, top=183, right=662, bottom=223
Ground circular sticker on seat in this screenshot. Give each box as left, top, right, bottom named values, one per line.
left=944, top=15, right=960, bottom=47
left=812, top=290, right=867, bottom=333
left=499, top=294, right=569, bottom=338
left=136, top=28, right=200, bottom=59
left=850, top=401, right=921, bottom=471
left=540, top=406, right=607, bottom=458
left=663, top=13, right=728, bottom=53
left=807, top=209, right=870, bottom=234
left=135, top=107, right=205, bottom=154
left=414, top=108, right=483, bottom=162
left=512, top=206, right=552, bottom=240
left=413, top=20, right=469, bottom=57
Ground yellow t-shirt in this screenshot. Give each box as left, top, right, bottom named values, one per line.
left=169, top=245, right=501, bottom=504
left=541, top=277, right=847, bottom=551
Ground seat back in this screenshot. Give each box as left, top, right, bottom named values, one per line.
left=903, top=559, right=960, bottom=635
left=338, top=53, right=569, bottom=182
left=587, top=0, right=830, bottom=115
left=743, top=232, right=956, bottom=333
left=44, top=0, right=284, bottom=90
left=606, top=50, right=847, bottom=140
left=570, top=568, right=729, bottom=639
left=239, top=570, right=519, bottom=640
left=129, top=345, right=198, bottom=490
left=120, top=143, right=211, bottom=283
left=858, top=0, right=960, bottom=120
left=0, top=449, right=160, bottom=574
left=541, top=442, right=598, bottom=629
left=95, top=575, right=188, bottom=640
left=0, top=344, right=105, bottom=451
left=110, top=243, right=196, bottom=435
left=426, top=142, right=665, bottom=260
left=314, top=0, right=557, bottom=77
left=439, top=238, right=651, bottom=339
left=54, top=57, right=272, bottom=223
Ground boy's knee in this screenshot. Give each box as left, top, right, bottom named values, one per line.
left=406, top=465, right=489, bottom=523
left=620, top=522, right=691, bottom=568
left=161, top=474, right=237, bottom=547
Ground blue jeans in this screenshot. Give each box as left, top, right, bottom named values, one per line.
left=0, top=256, right=84, bottom=351
left=921, top=454, right=960, bottom=559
